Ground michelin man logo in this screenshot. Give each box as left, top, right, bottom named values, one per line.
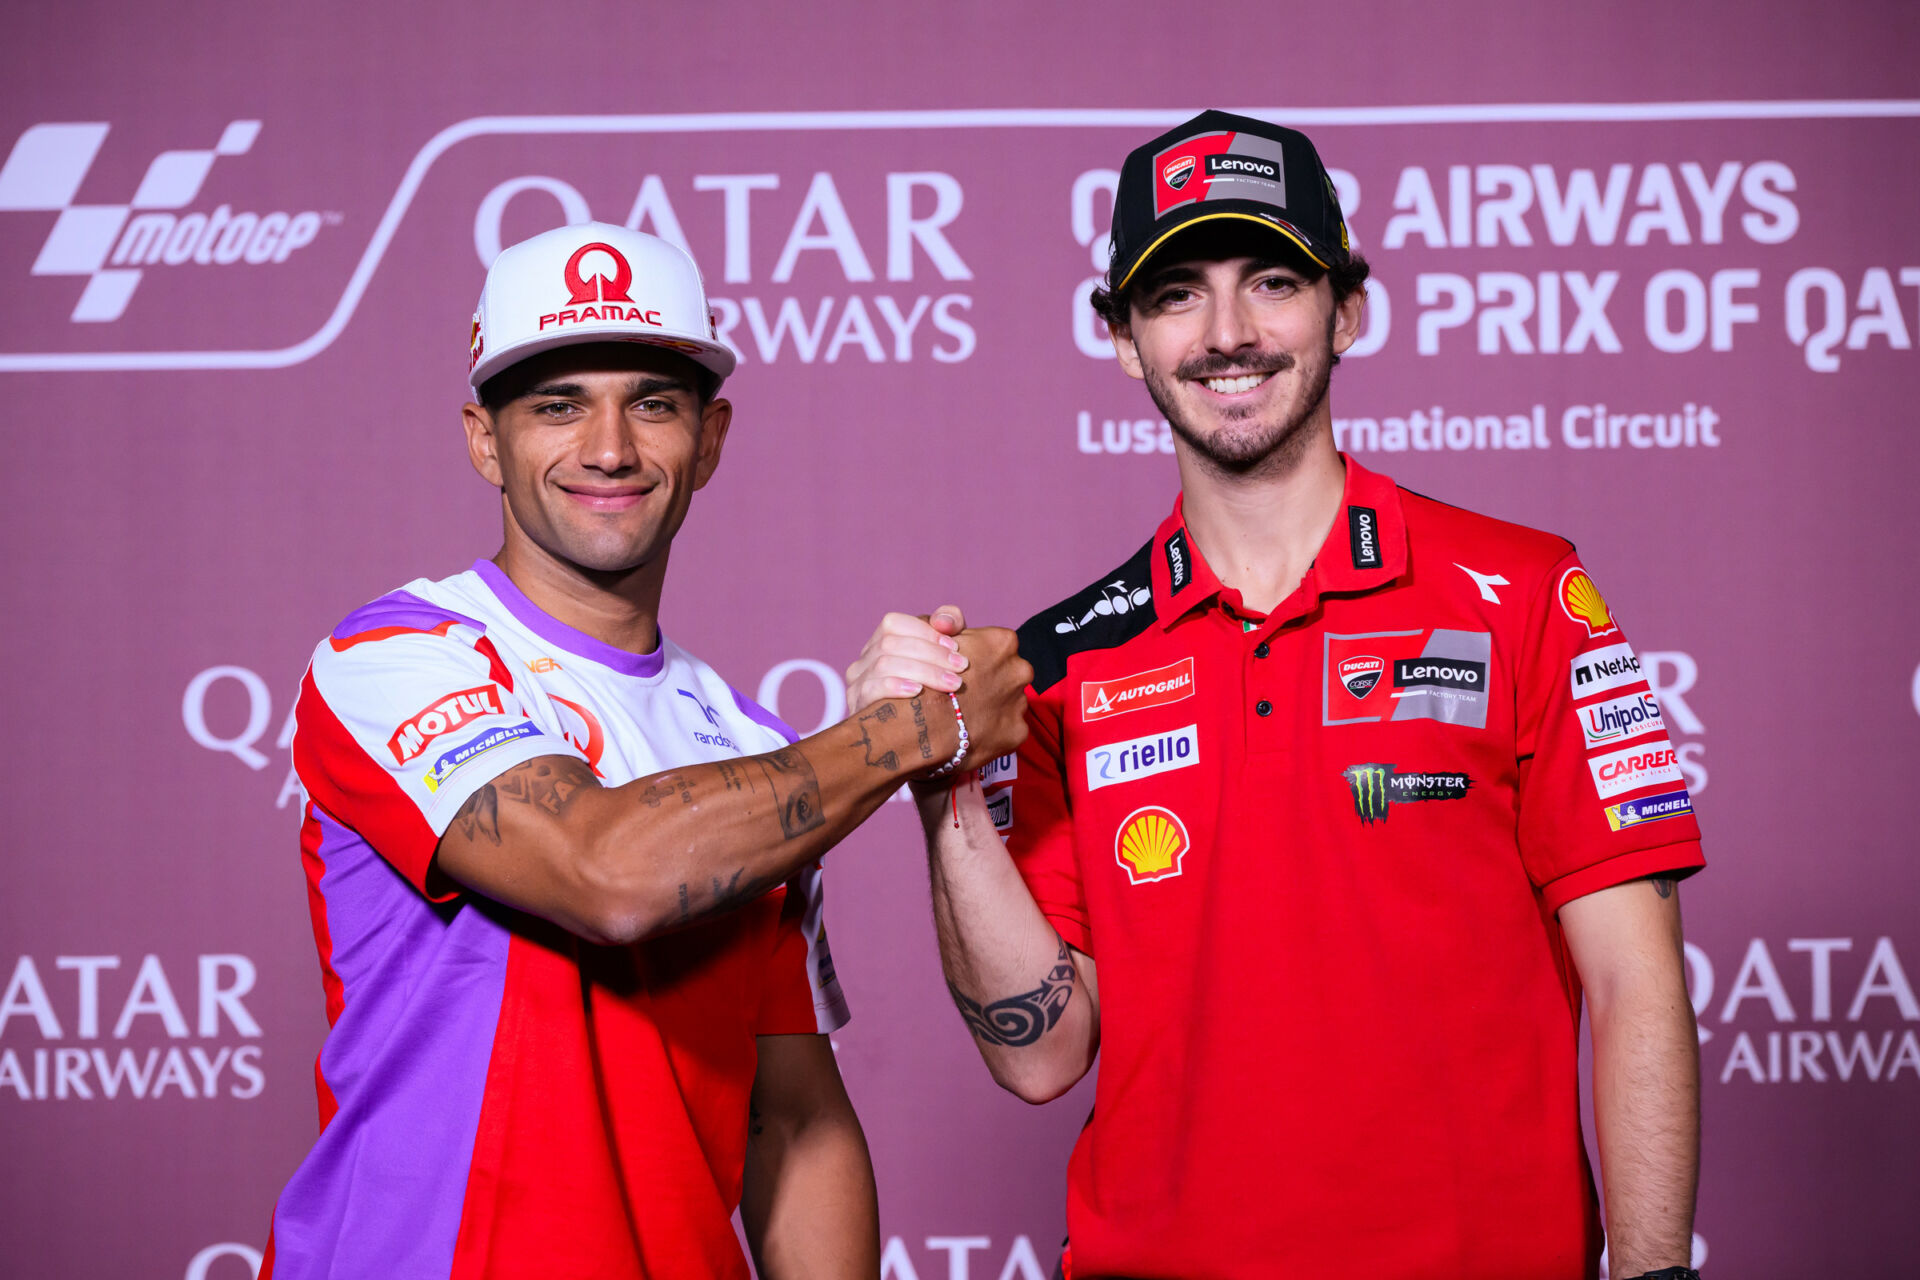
left=0, top=120, right=326, bottom=322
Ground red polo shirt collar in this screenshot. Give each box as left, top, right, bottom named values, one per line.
left=1148, top=454, right=1409, bottom=629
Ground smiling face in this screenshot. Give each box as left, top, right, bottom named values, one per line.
left=461, top=342, right=731, bottom=576
left=1113, top=224, right=1365, bottom=479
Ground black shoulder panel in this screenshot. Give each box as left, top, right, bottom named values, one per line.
left=1017, top=540, right=1158, bottom=695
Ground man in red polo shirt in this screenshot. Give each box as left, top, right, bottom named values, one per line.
left=848, top=112, right=1703, bottom=1279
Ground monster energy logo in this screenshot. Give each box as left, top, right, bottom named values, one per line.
left=1341, top=763, right=1473, bottom=825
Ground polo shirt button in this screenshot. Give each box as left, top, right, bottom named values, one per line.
left=1254, top=641, right=1270, bottom=658
left=1255, top=699, right=1273, bottom=716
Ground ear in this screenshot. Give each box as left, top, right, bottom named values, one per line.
left=1110, top=319, right=1146, bottom=382
left=691, top=397, right=733, bottom=490
left=462, top=401, right=505, bottom=488
left=1330, top=283, right=1368, bottom=358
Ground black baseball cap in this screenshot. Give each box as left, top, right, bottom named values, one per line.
left=1108, top=110, right=1351, bottom=293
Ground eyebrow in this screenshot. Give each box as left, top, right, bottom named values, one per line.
left=1140, top=257, right=1304, bottom=293
left=521, top=374, right=692, bottom=401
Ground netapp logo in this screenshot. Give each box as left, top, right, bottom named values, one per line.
left=1394, top=658, right=1485, bottom=692
left=1206, top=154, right=1280, bottom=180
left=1570, top=642, right=1644, bottom=698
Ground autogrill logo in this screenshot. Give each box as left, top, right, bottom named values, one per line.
left=0, top=120, right=330, bottom=323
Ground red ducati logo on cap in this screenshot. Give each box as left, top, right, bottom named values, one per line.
left=563, top=242, right=635, bottom=305
left=1162, top=155, right=1197, bottom=191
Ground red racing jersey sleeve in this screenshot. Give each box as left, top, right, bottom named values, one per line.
left=999, top=663, right=1096, bottom=956
left=294, top=592, right=584, bottom=899
left=1514, top=551, right=1705, bottom=911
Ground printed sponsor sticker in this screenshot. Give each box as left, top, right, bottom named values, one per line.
left=422, top=722, right=542, bottom=794
left=977, top=753, right=1017, bottom=787
left=1085, top=724, right=1199, bottom=792
left=388, top=685, right=505, bottom=763
left=1579, top=690, right=1664, bottom=748
left=1558, top=566, right=1617, bottom=639
left=1341, top=763, right=1473, bottom=825
left=1324, top=629, right=1492, bottom=729
left=1587, top=739, right=1684, bottom=799
left=1114, top=805, right=1190, bottom=884
left=1082, top=656, right=1195, bottom=722
left=986, top=790, right=1013, bottom=831
left=1570, top=641, right=1643, bottom=699
left=1604, top=788, right=1694, bottom=831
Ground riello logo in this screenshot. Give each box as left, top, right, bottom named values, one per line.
left=0, top=120, right=330, bottom=322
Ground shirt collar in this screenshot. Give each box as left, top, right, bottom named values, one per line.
left=1149, top=454, right=1408, bottom=630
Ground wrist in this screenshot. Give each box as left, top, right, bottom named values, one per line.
left=1621, top=1268, right=1700, bottom=1280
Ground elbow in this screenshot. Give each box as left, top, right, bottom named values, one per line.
left=566, top=833, right=678, bottom=947
left=990, top=1054, right=1087, bottom=1106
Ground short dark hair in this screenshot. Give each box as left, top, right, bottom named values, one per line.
left=1089, top=249, right=1371, bottom=331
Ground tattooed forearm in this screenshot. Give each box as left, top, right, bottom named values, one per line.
left=948, top=940, right=1075, bottom=1047
left=674, top=866, right=784, bottom=924
left=909, top=695, right=933, bottom=761
left=714, top=759, right=751, bottom=793
left=853, top=704, right=901, bottom=770
left=752, top=747, right=826, bottom=839
left=636, top=772, right=695, bottom=809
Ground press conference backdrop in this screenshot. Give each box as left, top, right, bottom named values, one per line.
left=3, top=3, right=1917, bottom=1276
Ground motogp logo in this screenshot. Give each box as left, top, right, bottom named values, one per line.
left=563, top=241, right=635, bottom=305
left=1161, top=155, right=1197, bottom=191
left=1338, top=655, right=1384, bottom=698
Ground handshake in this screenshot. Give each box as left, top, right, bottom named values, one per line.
left=845, top=607, right=1035, bottom=777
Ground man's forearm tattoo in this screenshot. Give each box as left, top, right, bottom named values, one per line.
left=450, top=756, right=595, bottom=846
left=636, top=771, right=695, bottom=809
left=948, top=939, right=1075, bottom=1048
left=752, top=747, right=825, bottom=839
left=853, top=703, right=901, bottom=771
left=675, top=866, right=783, bottom=924
left=910, top=695, right=933, bottom=761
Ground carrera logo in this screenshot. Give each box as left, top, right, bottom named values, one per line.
left=388, top=686, right=506, bottom=763
left=0, top=120, right=330, bottom=324
left=1204, top=153, right=1279, bottom=180
left=1339, top=655, right=1384, bottom=698
left=1114, top=805, right=1190, bottom=885
left=1588, top=739, right=1684, bottom=799
left=1559, top=566, right=1617, bottom=639
left=1162, top=155, right=1197, bottom=191
left=1082, top=657, right=1195, bottom=722
left=1579, top=691, right=1664, bottom=748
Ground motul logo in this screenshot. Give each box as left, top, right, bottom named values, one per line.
left=1082, top=657, right=1195, bottom=722
left=388, top=686, right=505, bottom=763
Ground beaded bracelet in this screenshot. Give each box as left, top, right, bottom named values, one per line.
left=927, top=692, right=970, bottom=778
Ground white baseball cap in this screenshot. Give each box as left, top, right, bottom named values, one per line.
left=468, top=221, right=737, bottom=396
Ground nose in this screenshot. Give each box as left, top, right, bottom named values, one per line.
left=1203, top=289, right=1260, bottom=359
left=580, top=399, right=640, bottom=475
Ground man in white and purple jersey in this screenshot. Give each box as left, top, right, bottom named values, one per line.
left=264, top=222, right=1033, bottom=1279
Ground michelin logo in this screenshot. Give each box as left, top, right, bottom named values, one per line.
left=1605, top=788, right=1693, bottom=831
left=423, top=722, right=542, bottom=793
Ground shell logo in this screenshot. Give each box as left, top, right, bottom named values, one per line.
left=1114, top=805, right=1190, bottom=885
left=1558, top=567, right=1616, bottom=639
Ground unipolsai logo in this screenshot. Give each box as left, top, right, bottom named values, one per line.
left=0, top=120, right=334, bottom=324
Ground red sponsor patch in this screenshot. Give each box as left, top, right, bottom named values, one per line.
left=1082, top=657, right=1195, bottom=722
left=1161, top=154, right=1196, bottom=191
left=387, top=685, right=504, bottom=763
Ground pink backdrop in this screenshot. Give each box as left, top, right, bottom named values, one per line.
left=4, top=4, right=1918, bottom=1275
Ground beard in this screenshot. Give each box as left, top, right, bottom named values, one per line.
left=1142, top=315, right=1336, bottom=479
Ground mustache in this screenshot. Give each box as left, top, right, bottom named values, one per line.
left=1174, top=350, right=1295, bottom=381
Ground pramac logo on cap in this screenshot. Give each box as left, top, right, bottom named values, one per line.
left=563, top=241, right=634, bottom=305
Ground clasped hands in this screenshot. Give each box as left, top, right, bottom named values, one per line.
left=845, top=607, right=1032, bottom=777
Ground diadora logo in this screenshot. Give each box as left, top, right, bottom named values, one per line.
left=0, top=120, right=330, bottom=324
left=1082, top=657, right=1195, bottom=722
left=388, top=686, right=505, bottom=763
